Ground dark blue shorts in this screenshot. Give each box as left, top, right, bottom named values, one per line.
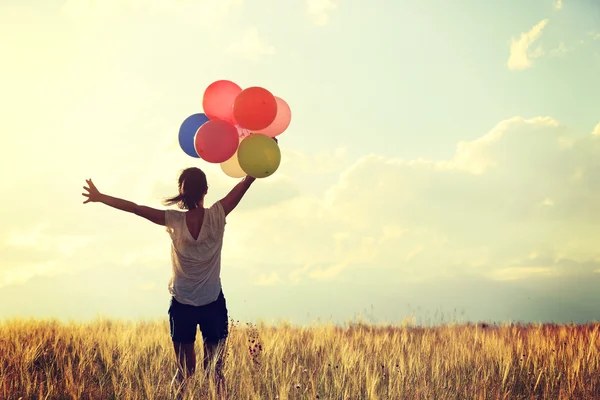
left=168, top=290, right=229, bottom=344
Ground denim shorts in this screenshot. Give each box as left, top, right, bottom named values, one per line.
left=168, top=290, right=229, bottom=344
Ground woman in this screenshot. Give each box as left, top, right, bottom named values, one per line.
left=82, top=165, right=258, bottom=399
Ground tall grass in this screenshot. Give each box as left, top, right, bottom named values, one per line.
left=1, top=317, right=599, bottom=399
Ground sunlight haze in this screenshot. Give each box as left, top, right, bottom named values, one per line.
left=1, top=0, right=600, bottom=326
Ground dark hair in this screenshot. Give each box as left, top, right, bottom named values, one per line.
left=162, top=167, right=208, bottom=210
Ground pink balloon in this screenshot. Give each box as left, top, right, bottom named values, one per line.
left=256, top=96, right=292, bottom=137
left=194, top=120, right=239, bottom=163
left=202, top=80, right=242, bottom=124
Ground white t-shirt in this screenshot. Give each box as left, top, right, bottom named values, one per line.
left=165, top=201, right=226, bottom=306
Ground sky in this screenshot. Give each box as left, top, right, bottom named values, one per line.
left=1, top=0, right=600, bottom=326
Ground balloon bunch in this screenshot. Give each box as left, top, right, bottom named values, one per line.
left=178, top=80, right=291, bottom=179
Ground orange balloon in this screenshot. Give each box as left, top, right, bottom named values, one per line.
left=233, top=87, right=277, bottom=131
left=194, top=120, right=239, bottom=163
left=202, top=80, right=242, bottom=124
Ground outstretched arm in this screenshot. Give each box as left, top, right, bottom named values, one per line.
left=219, top=176, right=256, bottom=216
left=82, top=179, right=166, bottom=226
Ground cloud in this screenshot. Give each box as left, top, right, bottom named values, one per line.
left=4, top=114, right=600, bottom=296
left=554, top=0, right=563, bottom=9
left=6, top=224, right=93, bottom=258
left=254, top=272, right=284, bottom=286
left=593, top=123, right=600, bottom=136
left=222, top=116, right=600, bottom=285
left=490, top=266, right=558, bottom=281
left=0, top=261, right=61, bottom=287
left=226, top=27, right=275, bottom=61
left=0, top=224, right=93, bottom=287
left=306, top=0, right=337, bottom=26
left=507, top=19, right=550, bottom=70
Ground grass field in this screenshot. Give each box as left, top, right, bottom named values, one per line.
left=1, top=317, right=599, bottom=399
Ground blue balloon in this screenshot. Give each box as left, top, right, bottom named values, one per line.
left=178, top=113, right=209, bottom=158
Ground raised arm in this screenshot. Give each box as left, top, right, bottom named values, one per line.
left=82, top=179, right=166, bottom=226
left=218, top=137, right=278, bottom=216
left=219, top=176, right=256, bottom=216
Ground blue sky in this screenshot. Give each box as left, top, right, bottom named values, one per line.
left=1, top=0, right=600, bottom=326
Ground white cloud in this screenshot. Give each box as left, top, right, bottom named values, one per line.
left=306, top=0, right=338, bottom=26
left=0, top=224, right=93, bottom=287
left=6, top=224, right=93, bottom=258
left=226, top=27, right=275, bottom=61
left=593, top=123, right=600, bottom=136
left=222, top=116, right=600, bottom=284
left=507, top=19, right=550, bottom=70
left=4, top=115, right=600, bottom=292
left=554, top=0, right=563, bottom=9
left=254, top=272, right=284, bottom=286
left=0, top=261, right=61, bottom=287
left=439, top=116, right=559, bottom=174
left=490, top=267, right=557, bottom=281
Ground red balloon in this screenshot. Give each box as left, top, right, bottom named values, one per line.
left=233, top=87, right=277, bottom=131
left=202, top=80, right=242, bottom=124
left=194, top=120, right=239, bottom=163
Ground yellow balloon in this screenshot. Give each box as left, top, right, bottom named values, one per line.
left=220, top=138, right=246, bottom=178
left=237, top=134, right=281, bottom=178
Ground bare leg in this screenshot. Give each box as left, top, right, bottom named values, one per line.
left=171, top=342, right=196, bottom=398
left=203, top=340, right=227, bottom=399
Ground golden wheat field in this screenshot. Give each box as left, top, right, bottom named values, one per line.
left=1, top=317, right=599, bottom=400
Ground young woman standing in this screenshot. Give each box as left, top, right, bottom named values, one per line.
left=83, top=166, right=258, bottom=399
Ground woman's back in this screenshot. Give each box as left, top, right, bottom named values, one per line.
left=184, top=207, right=205, bottom=241
left=165, top=201, right=227, bottom=306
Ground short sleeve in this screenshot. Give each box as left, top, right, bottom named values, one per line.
left=210, top=201, right=226, bottom=228
left=165, top=209, right=182, bottom=236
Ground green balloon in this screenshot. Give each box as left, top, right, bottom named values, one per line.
left=237, top=134, right=281, bottom=178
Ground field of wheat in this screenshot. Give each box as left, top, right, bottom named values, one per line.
left=1, top=317, right=599, bottom=400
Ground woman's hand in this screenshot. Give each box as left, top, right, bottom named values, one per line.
left=82, top=179, right=102, bottom=204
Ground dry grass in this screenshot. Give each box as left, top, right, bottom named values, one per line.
left=1, top=317, right=599, bottom=399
